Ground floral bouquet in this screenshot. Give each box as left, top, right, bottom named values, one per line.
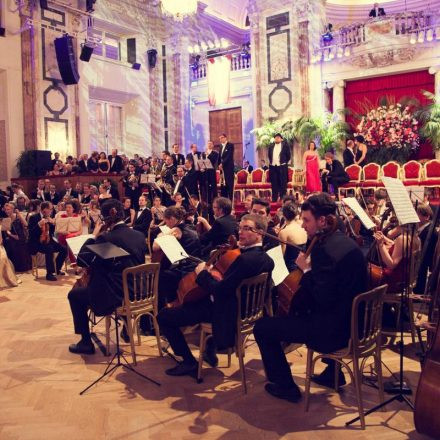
left=355, top=103, right=419, bottom=163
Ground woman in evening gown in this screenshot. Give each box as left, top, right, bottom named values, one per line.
left=302, top=141, right=322, bottom=193
left=0, top=233, right=19, bottom=288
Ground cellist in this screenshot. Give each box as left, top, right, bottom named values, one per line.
left=157, top=214, right=274, bottom=377
left=254, top=193, right=368, bottom=403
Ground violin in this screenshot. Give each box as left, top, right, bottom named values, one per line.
left=276, top=215, right=338, bottom=316
left=175, top=235, right=240, bottom=306
left=39, top=216, right=51, bottom=244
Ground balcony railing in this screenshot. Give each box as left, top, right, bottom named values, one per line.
left=191, top=55, right=251, bottom=81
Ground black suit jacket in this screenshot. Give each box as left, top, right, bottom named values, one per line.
left=369, top=7, right=385, bottom=17
left=28, top=213, right=55, bottom=254
left=327, top=159, right=349, bottom=181
left=48, top=192, right=60, bottom=205
left=268, top=141, right=291, bottom=165
left=293, top=230, right=367, bottom=353
left=77, top=224, right=147, bottom=315
left=133, top=208, right=152, bottom=236
left=78, top=160, right=88, bottom=173
left=182, top=169, right=198, bottom=196
left=31, top=190, right=50, bottom=201
left=172, top=153, right=185, bottom=167
left=196, top=246, right=274, bottom=348
left=205, top=150, right=219, bottom=170
left=343, top=149, right=355, bottom=168
left=218, top=142, right=234, bottom=174
left=59, top=189, right=79, bottom=200
left=109, top=155, right=123, bottom=173
left=200, top=214, right=238, bottom=250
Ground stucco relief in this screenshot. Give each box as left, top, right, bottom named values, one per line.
left=349, top=47, right=416, bottom=68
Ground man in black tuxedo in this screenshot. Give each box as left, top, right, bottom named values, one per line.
left=132, top=194, right=152, bottom=236
left=31, top=179, right=49, bottom=202
left=47, top=184, right=60, bottom=205
left=268, top=133, right=291, bottom=202
left=243, top=160, right=253, bottom=173
left=250, top=198, right=279, bottom=251
left=78, top=154, right=88, bottom=173
left=103, top=178, right=120, bottom=200
left=186, top=144, right=202, bottom=195
left=202, top=141, right=219, bottom=204
left=109, top=149, right=123, bottom=173
left=171, top=144, right=185, bottom=167
left=59, top=179, right=78, bottom=200
left=218, top=134, right=235, bottom=200
left=369, top=2, right=386, bottom=17
left=198, top=196, right=238, bottom=257
left=67, top=199, right=147, bottom=354
left=342, top=140, right=356, bottom=168
left=320, top=152, right=350, bottom=198
left=28, top=202, right=68, bottom=281
left=51, top=152, right=60, bottom=168
left=183, top=160, right=199, bottom=196
left=158, top=214, right=274, bottom=376
left=254, top=193, right=367, bottom=402
left=122, top=164, right=141, bottom=210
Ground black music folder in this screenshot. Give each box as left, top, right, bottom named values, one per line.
left=86, top=242, right=130, bottom=260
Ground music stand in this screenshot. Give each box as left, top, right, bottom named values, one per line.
left=346, top=178, right=419, bottom=426
left=79, top=242, right=161, bottom=395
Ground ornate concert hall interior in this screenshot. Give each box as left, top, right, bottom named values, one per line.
left=1, top=0, right=440, bottom=439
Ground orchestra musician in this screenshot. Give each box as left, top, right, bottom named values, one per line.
left=250, top=198, right=279, bottom=250
left=320, top=152, right=349, bottom=199
left=202, top=141, right=219, bottom=204
left=67, top=199, right=147, bottom=355
left=122, top=163, right=141, bottom=210
left=218, top=134, right=235, bottom=200
left=254, top=193, right=367, bottom=402
left=28, top=201, right=68, bottom=281
left=133, top=194, right=152, bottom=237
left=157, top=214, right=274, bottom=376
left=171, top=144, right=185, bottom=167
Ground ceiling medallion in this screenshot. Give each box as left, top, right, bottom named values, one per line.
left=161, top=0, right=198, bottom=22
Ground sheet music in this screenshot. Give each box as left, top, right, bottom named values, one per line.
left=342, top=198, right=376, bottom=230
left=266, top=245, right=289, bottom=286
left=382, top=177, right=420, bottom=225
left=159, top=225, right=172, bottom=234
left=154, top=234, right=189, bottom=264
left=66, top=234, right=95, bottom=257
left=198, top=159, right=213, bottom=171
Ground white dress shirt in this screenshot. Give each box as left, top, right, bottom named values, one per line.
left=272, top=142, right=282, bottom=166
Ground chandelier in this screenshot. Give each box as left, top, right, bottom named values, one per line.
left=161, top=0, right=198, bottom=21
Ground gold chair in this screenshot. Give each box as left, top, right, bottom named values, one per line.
left=105, top=263, right=162, bottom=365
left=31, top=253, right=59, bottom=279
left=304, top=284, right=388, bottom=430
left=197, top=272, right=269, bottom=394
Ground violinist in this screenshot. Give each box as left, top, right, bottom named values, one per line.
left=250, top=198, right=278, bottom=250
left=153, top=206, right=201, bottom=310
left=67, top=199, right=147, bottom=355
left=254, top=193, right=367, bottom=402
left=157, top=214, right=274, bottom=377
left=28, top=201, right=68, bottom=281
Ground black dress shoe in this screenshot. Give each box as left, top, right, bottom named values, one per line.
left=69, top=341, right=95, bottom=355
left=264, top=382, right=302, bottom=403
left=57, top=270, right=66, bottom=276
left=202, top=349, right=218, bottom=368
left=165, top=362, right=197, bottom=376
left=311, top=366, right=346, bottom=388
left=46, top=274, right=57, bottom=281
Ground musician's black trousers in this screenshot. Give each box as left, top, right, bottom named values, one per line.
left=269, top=165, right=288, bottom=202
left=254, top=315, right=310, bottom=388
left=321, top=175, right=347, bottom=198
left=157, top=298, right=213, bottom=364
left=68, top=286, right=91, bottom=341
left=35, top=240, right=67, bottom=275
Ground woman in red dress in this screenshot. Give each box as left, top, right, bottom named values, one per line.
left=302, top=141, right=322, bottom=193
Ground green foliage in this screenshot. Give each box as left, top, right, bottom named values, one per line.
left=16, top=151, right=38, bottom=177
left=251, top=120, right=284, bottom=149
left=416, top=91, right=440, bottom=150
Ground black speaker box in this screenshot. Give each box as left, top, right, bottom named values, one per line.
left=80, top=44, right=94, bottom=62
left=31, top=150, right=52, bottom=177
left=54, top=35, right=80, bottom=85
left=147, top=49, right=157, bottom=68
left=127, top=38, right=136, bottom=64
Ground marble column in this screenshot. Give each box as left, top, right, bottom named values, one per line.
left=332, top=80, right=346, bottom=121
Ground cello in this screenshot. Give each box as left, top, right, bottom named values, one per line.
left=175, top=235, right=240, bottom=305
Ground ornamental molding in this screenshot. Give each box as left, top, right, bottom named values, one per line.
left=348, top=47, right=416, bottom=68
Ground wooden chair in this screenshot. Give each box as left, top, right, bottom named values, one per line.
left=234, top=169, right=249, bottom=202
left=362, top=163, right=381, bottom=193
left=304, top=284, right=388, bottom=430
left=31, top=253, right=61, bottom=279
left=422, top=159, right=440, bottom=188
left=381, top=161, right=401, bottom=180
left=197, top=272, right=270, bottom=394
left=402, top=160, right=423, bottom=186
left=105, top=263, right=162, bottom=365
left=339, top=164, right=362, bottom=198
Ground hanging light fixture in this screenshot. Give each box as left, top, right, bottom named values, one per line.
left=161, top=0, right=198, bottom=22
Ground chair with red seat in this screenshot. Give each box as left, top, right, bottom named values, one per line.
left=245, top=168, right=265, bottom=197
left=381, top=161, right=401, bottom=180
left=362, top=163, right=381, bottom=194
left=234, top=169, right=249, bottom=202
left=402, top=160, right=422, bottom=186
left=259, top=169, right=272, bottom=199
left=422, top=159, right=440, bottom=188
left=287, top=167, right=295, bottom=195
left=339, top=164, right=362, bottom=198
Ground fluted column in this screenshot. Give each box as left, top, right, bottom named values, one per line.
left=332, top=80, right=346, bottom=121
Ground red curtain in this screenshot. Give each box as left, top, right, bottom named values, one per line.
left=344, top=70, right=435, bottom=159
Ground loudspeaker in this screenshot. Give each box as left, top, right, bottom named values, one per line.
left=54, top=35, right=80, bottom=85
left=80, top=44, right=94, bottom=62
left=147, top=49, right=157, bottom=68
left=132, top=63, right=141, bottom=70
left=0, top=27, right=5, bottom=37
left=40, top=0, right=48, bottom=9
left=31, top=150, right=52, bottom=177
left=127, top=38, right=136, bottom=64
